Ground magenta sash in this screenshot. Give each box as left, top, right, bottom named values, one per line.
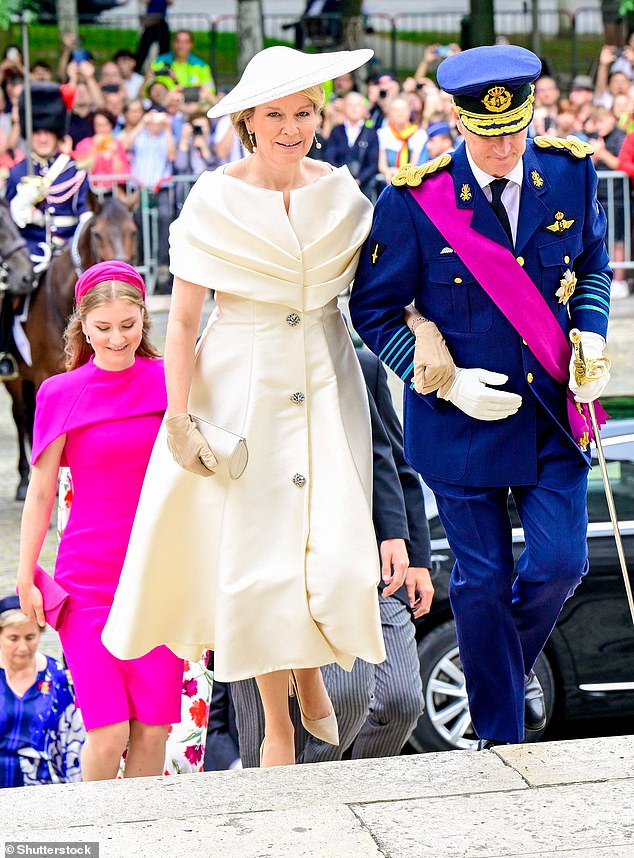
left=408, top=170, right=607, bottom=446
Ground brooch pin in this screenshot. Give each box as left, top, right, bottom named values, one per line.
left=546, top=210, right=575, bottom=233
left=555, top=268, right=577, bottom=305
left=460, top=183, right=472, bottom=202
left=531, top=170, right=544, bottom=188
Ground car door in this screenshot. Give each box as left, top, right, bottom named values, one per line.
left=551, top=433, right=634, bottom=716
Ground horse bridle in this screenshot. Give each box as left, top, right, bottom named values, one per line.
left=0, top=233, right=31, bottom=292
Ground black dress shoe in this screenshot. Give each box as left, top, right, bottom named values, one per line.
left=477, top=739, right=510, bottom=750
left=524, top=670, right=547, bottom=731
left=0, top=352, right=18, bottom=380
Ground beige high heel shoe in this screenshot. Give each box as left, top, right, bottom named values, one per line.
left=288, top=670, right=339, bottom=746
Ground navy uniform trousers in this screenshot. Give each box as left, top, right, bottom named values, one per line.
left=427, top=406, right=588, bottom=743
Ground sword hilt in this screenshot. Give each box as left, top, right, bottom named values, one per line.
left=569, top=328, right=611, bottom=387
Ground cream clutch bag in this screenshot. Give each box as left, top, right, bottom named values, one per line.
left=192, top=415, right=248, bottom=480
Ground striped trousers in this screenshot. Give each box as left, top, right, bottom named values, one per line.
left=230, top=595, right=423, bottom=768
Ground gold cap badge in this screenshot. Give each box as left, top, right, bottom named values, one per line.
left=482, top=86, right=512, bottom=113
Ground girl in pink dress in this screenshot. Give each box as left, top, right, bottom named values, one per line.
left=17, top=261, right=183, bottom=781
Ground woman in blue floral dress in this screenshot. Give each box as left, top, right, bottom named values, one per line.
left=0, top=596, right=84, bottom=787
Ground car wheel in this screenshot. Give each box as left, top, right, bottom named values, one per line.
left=409, top=620, right=556, bottom=752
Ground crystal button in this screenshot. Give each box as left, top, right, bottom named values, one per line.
left=286, top=313, right=301, bottom=327
left=290, top=392, right=305, bottom=404
left=292, top=473, right=306, bottom=487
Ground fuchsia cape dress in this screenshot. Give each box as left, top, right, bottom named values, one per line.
left=31, top=356, right=183, bottom=731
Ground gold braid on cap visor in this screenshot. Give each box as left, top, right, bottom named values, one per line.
left=453, top=85, right=535, bottom=136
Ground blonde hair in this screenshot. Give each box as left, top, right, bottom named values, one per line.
left=231, top=84, right=326, bottom=153
left=0, top=608, right=32, bottom=630
left=64, top=280, right=160, bottom=371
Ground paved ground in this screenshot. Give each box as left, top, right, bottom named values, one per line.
left=1, top=734, right=633, bottom=856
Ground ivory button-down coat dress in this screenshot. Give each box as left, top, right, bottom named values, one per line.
left=102, top=166, right=386, bottom=682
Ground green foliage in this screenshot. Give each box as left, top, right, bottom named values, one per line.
left=18, top=24, right=290, bottom=86
left=375, top=28, right=603, bottom=81
left=17, top=21, right=600, bottom=84
left=602, top=396, right=634, bottom=419
left=0, top=0, right=37, bottom=29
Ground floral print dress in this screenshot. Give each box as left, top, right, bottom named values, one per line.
left=0, top=655, right=84, bottom=787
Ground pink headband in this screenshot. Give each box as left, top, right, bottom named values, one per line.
left=74, top=261, right=147, bottom=304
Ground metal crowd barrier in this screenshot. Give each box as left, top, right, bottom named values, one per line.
left=597, top=170, right=633, bottom=271
left=88, top=174, right=198, bottom=293
left=89, top=169, right=634, bottom=287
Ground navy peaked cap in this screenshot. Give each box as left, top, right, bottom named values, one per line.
left=437, top=45, right=541, bottom=96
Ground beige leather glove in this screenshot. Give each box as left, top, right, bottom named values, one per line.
left=165, top=413, right=218, bottom=477
left=412, top=320, right=456, bottom=396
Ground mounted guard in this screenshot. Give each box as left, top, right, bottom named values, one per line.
left=0, top=82, right=90, bottom=379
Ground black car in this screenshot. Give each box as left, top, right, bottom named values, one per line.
left=410, top=416, right=634, bottom=752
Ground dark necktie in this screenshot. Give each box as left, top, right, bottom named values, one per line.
left=489, top=178, right=514, bottom=246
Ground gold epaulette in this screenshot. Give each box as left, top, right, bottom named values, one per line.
left=392, top=154, right=453, bottom=188
left=533, top=135, right=594, bottom=158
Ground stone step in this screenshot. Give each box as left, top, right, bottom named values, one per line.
left=2, top=735, right=633, bottom=857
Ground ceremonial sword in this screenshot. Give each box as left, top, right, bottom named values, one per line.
left=570, top=328, right=634, bottom=626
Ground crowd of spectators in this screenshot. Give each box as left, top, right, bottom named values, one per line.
left=1, top=31, right=634, bottom=293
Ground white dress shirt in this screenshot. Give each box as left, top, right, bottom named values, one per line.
left=465, top=146, right=524, bottom=245
left=344, top=120, right=365, bottom=147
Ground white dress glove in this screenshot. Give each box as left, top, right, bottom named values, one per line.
left=9, top=182, right=44, bottom=229
left=569, top=331, right=610, bottom=403
left=439, top=367, right=522, bottom=421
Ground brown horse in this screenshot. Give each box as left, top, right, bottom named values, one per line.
left=0, top=198, right=35, bottom=294
left=4, top=195, right=138, bottom=499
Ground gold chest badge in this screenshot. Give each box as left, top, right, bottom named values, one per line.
left=546, top=210, right=575, bottom=233
left=482, top=86, right=512, bottom=113
left=371, top=241, right=386, bottom=264
left=531, top=170, right=544, bottom=188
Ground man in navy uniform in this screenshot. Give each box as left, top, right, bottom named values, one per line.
left=350, top=45, right=612, bottom=747
left=0, top=82, right=89, bottom=379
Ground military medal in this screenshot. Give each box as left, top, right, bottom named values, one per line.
left=546, top=211, right=575, bottom=233
left=556, top=268, right=577, bottom=304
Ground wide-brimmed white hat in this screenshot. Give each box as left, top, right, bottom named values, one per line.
left=207, top=45, right=374, bottom=118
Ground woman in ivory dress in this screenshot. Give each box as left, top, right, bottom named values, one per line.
left=103, top=47, right=395, bottom=767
